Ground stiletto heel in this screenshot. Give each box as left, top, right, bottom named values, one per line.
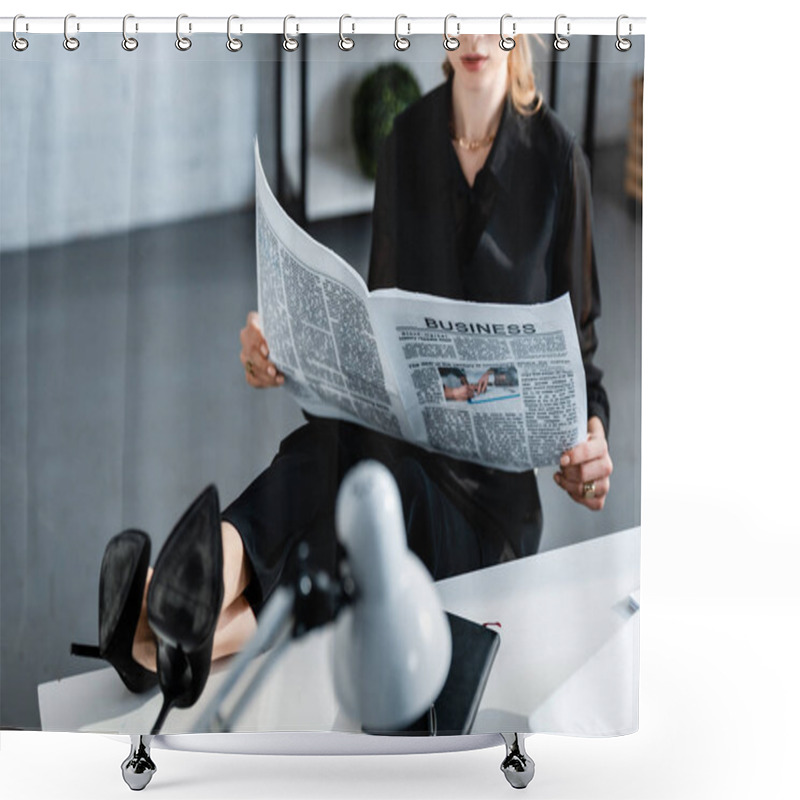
left=71, top=529, right=158, bottom=694
left=151, top=696, right=173, bottom=739
left=146, top=485, right=223, bottom=735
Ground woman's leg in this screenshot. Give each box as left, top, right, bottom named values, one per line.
left=220, top=519, right=254, bottom=610
left=131, top=520, right=256, bottom=672
left=130, top=420, right=345, bottom=673
left=211, top=521, right=258, bottom=658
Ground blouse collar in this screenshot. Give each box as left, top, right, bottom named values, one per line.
left=440, top=77, right=524, bottom=194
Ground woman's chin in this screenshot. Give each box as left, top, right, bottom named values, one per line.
left=454, top=64, right=505, bottom=92
left=459, top=71, right=505, bottom=92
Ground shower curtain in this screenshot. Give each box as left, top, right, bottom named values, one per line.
left=0, top=24, right=643, bottom=742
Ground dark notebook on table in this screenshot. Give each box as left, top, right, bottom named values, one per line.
left=368, top=612, right=500, bottom=737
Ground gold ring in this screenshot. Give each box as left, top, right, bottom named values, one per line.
left=246, top=360, right=255, bottom=376
left=582, top=481, right=596, bottom=498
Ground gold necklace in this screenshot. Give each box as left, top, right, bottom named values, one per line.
left=452, top=132, right=496, bottom=151
left=449, top=118, right=496, bottom=151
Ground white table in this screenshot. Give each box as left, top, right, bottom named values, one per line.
left=39, top=527, right=640, bottom=739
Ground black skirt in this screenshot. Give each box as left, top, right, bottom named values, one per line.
left=221, top=417, right=542, bottom=615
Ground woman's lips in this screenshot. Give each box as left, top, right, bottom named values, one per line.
left=461, top=54, right=488, bottom=72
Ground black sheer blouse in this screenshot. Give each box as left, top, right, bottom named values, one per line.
left=365, top=80, right=609, bottom=557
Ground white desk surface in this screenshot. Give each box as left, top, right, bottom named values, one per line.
left=39, top=527, right=639, bottom=737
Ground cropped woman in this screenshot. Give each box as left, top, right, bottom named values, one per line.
left=76, top=34, right=612, bottom=732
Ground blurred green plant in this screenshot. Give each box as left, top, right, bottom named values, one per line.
left=352, top=64, right=422, bottom=180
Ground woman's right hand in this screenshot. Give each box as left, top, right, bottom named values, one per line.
left=239, top=311, right=285, bottom=388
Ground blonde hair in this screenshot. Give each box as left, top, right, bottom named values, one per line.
left=443, top=35, right=542, bottom=116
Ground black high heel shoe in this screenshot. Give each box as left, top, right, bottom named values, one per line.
left=146, top=484, right=223, bottom=735
left=71, top=529, right=158, bottom=694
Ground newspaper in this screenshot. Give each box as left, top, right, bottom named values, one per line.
left=255, top=141, right=587, bottom=472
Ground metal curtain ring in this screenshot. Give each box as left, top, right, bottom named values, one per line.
left=63, top=13, right=80, bottom=51
left=227, top=15, right=243, bottom=52
left=283, top=15, right=299, bottom=51
left=443, top=14, right=459, bottom=51
left=12, top=14, right=29, bottom=51
left=499, top=14, right=515, bottom=51
left=616, top=14, right=632, bottom=51
left=394, top=15, right=410, bottom=51
left=338, top=15, right=354, bottom=51
left=176, top=14, right=192, bottom=51
left=554, top=14, right=570, bottom=51
left=122, top=14, right=138, bottom=51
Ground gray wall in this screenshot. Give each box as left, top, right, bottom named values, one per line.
left=531, top=34, right=641, bottom=147
left=1, top=34, right=277, bottom=253
left=306, top=34, right=446, bottom=153
left=0, top=34, right=640, bottom=253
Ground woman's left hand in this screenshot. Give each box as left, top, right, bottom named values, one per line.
left=553, top=416, right=613, bottom=510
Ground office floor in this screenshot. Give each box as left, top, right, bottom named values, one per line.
left=0, top=145, right=641, bottom=729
